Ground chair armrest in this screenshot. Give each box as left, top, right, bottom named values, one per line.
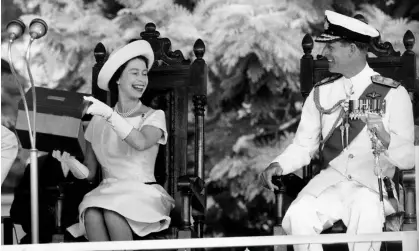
left=272, top=174, right=306, bottom=225
left=178, top=175, right=205, bottom=210
left=272, top=176, right=286, bottom=226
left=177, top=175, right=205, bottom=230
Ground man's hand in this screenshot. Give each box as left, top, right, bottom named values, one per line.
left=84, top=96, right=113, bottom=119
left=260, top=162, right=283, bottom=191
left=362, top=113, right=390, bottom=149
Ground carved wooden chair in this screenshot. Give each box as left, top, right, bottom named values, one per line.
left=50, top=23, right=208, bottom=246
left=272, top=25, right=417, bottom=251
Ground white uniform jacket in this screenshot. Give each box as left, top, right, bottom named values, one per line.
left=271, top=64, right=415, bottom=205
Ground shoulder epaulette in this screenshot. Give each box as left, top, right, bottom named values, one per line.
left=314, top=74, right=342, bottom=88
left=371, top=75, right=400, bottom=88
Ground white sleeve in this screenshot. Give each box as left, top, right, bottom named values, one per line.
left=271, top=89, right=321, bottom=175
left=383, top=86, right=415, bottom=169
left=84, top=116, right=98, bottom=143
left=142, top=109, right=168, bottom=145
left=1, top=126, right=18, bottom=184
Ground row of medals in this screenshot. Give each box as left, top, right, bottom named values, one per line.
left=340, top=98, right=386, bottom=149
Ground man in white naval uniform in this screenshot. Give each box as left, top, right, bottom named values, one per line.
left=260, top=10, right=415, bottom=251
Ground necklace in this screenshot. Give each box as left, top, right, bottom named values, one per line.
left=115, top=101, right=142, bottom=118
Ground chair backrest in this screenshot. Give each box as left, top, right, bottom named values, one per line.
left=90, top=23, right=207, bottom=227
left=299, top=29, right=417, bottom=181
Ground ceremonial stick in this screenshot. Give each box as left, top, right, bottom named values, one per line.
left=349, top=98, right=387, bottom=231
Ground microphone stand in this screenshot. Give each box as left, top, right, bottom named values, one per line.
left=7, top=18, right=48, bottom=244
left=7, top=24, right=39, bottom=245
left=25, top=37, right=40, bottom=244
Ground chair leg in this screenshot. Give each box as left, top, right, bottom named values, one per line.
left=2, top=216, right=14, bottom=245
left=52, top=184, right=65, bottom=242
left=178, top=189, right=192, bottom=251
left=273, top=225, right=287, bottom=251
left=273, top=179, right=287, bottom=251
left=193, top=214, right=205, bottom=238
left=401, top=169, right=416, bottom=231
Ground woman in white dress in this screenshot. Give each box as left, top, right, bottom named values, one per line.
left=53, top=40, right=175, bottom=242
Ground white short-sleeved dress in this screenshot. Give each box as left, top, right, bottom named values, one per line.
left=67, top=109, right=175, bottom=238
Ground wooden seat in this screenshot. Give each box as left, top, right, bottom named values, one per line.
left=272, top=19, right=417, bottom=251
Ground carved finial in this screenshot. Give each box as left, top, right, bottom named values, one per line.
left=140, top=23, right=160, bottom=40
left=369, top=36, right=400, bottom=57
left=403, top=30, right=415, bottom=51
left=94, top=42, right=106, bottom=63
left=302, top=34, right=313, bottom=55
left=193, top=39, right=205, bottom=59
left=353, top=14, right=368, bottom=24
left=193, top=95, right=207, bottom=116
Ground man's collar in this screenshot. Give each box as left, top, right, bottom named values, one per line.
left=344, top=63, right=373, bottom=83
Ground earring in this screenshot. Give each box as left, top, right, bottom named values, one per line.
left=116, top=80, right=120, bottom=85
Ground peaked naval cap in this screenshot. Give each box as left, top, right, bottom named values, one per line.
left=316, top=10, right=379, bottom=43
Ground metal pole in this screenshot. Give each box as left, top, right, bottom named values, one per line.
left=415, top=145, right=419, bottom=231
left=25, top=38, right=39, bottom=244
left=8, top=35, right=40, bottom=243
left=29, top=148, right=39, bottom=243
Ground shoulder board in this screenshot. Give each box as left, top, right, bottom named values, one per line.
left=314, top=74, right=342, bottom=87
left=371, top=75, right=401, bottom=88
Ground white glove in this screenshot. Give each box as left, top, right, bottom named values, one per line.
left=83, top=96, right=113, bottom=119
left=83, top=96, right=134, bottom=140
left=107, top=112, right=134, bottom=140
left=52, top=150, right=70, bottom=177
left=52, top=150, right=89, bottom=179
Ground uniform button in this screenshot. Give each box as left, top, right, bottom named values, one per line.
left=348, top=154, right=354, bottom=159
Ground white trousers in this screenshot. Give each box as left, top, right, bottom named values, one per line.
left=282, top=181, right=385, bottom=251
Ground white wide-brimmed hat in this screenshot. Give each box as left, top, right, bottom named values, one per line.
left=97, top=40, right=155, bottom=91
left=316, top=10, right=379, bottom=43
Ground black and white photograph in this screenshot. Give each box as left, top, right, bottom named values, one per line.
left=1, top=0, right=419, bottom=251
